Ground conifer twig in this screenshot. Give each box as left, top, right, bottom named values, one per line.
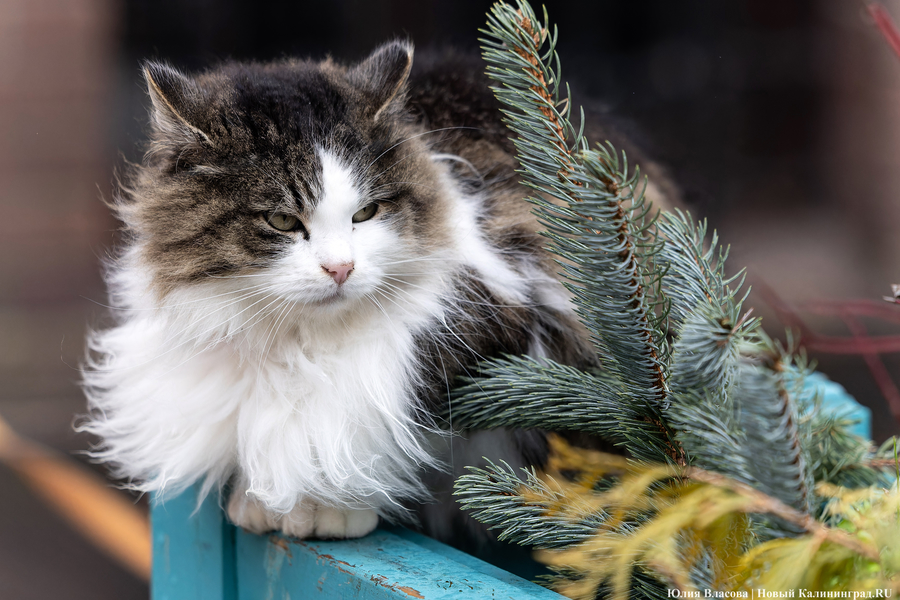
left=480, top=0, right=681, bottom=464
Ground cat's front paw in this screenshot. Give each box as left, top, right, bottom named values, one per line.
left=227, top=491, right=280, bottom=534
left=279, top=501, right=378, bottom=539
left=314, top=505, right=379, bottom=539
left=278, top=498, right=317, bottom=539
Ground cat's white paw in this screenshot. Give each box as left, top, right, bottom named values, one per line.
left=313, top=506, right=379, bottom=539
left=228, top=491, right=378, bottom=539
left=276, top=502, right=378, bottom=539
left=227, top=491, right=279, bottom=534
left=342, top=507, right=380, bottom=538
left=278, top=498, right=318, bottom=539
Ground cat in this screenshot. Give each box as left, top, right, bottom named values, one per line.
left=80, top=40, right=628, bottom=541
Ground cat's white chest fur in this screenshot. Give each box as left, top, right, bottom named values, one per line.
left=85, top=267, right=445, bottom=514
left=234, top=309, right=437, bottom=513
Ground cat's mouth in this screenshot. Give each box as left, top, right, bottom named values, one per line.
left=281, top=284, right=357, bottom=308
left=312, top=286, right=350, bottom=306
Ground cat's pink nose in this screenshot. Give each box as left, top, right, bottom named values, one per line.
left=322, top=262, right=354, bottom=285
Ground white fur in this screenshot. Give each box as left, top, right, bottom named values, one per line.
left=444, top=186, right=530, bottom=306
left=81, top=149, right=546, bottom=535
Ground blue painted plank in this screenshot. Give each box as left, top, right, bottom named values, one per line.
left=151, top=488, right=236, bottom=600
left=153, top=486, right=561, bottom=599
left=234, top=528, right=563, bottom=600
left=389, top=527, right=549, bottom=592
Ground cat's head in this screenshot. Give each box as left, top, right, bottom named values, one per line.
left=120, top=41, right=454, bottom=314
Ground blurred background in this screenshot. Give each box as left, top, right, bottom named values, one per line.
left=2, top=0, right=899, bottom=597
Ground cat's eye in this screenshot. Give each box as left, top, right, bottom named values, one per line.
left=266, top=213, right=302, bottom=232
left=352, top=202, right=379, bottom=223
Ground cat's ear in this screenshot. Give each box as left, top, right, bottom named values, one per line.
left=347, top=41, right=413, bottom=122
left=143, top=61, right=212, bottom=146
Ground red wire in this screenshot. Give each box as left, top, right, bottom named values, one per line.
left=868, top=3, right=900, bottom=60
left=841, top=312, right=900, bottom=423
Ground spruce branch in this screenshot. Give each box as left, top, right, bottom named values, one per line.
left=804, top=402, right=900, bottom=490
left=736, top=345, right=814, bottom=514
left=454, top=459, right=609, bottom=549
left=666, top=311, right=814, bottom=517
left=656, top=209, right=745, bottom=331
left=449, top=356, right=672, bottom=463
left=549, top=149, right=670, bottom=409
left=481, top=3, right=581, bottom=183
left=478, top=0, right=681, bottom=463
left=658, top=212, right=815, bottom=517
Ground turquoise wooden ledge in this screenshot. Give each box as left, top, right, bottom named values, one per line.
left=151, top=487, right=562, bottom=600
left=150, top=374, right=870, bottom=600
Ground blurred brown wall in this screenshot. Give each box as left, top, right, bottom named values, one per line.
left=0, top=0, right=118, bottom=448
left=0, top=4, right=151, bottom=598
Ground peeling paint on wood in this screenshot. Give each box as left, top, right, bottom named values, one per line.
left=268, top=536, right=292, bottom=557
left=397, top=586, right=425, bottom=598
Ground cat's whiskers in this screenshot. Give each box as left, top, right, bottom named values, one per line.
left=364, top=293, right=390, bottom=322
left=434, top=349, right=454, bottom=463
left=362, top=127, right=479, bottom=172
left=162, top=283, right=279, bottom=313
left=371, top=283, right=483, bottom=366
left=230, top=290, right=293, bottom=337
left=152, top=291, right=290, bottom=381
left=377, top=277, right=513, bottom=366
left=378, top=255, right=454, bottom=266
left=369, top=181, right=441, bottom=195
left=333, top=301, right=353, bottom=336
left=83, top=288, right=280, bottom=374
left=93, top=285, right=289, bottom=374
left=94, top=289, right=282, bottom=380
left=380, top=275, right=524, bottom=310
left=204, top=271, right=286, bottom=279
left=254, top=297, right=297, bottom=381
left=169, top=286, right=286, bottom=345
left=435, top=312, right=489, bottom=366
left=82, top=280, right=276, bottom=312
left=367, top=286, right=419, bottom=322
left=368, top=153, right=420, bottom=188
left=158, top=292, right=290, bottom=385
left=254, top=297, right=294, bottom=353
left=373, top=280, right=429, bottom=314
left=158, top=284, right=286, bottom=347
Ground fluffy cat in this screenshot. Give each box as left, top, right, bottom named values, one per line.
left=80, top=41, right=601, bottom=540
